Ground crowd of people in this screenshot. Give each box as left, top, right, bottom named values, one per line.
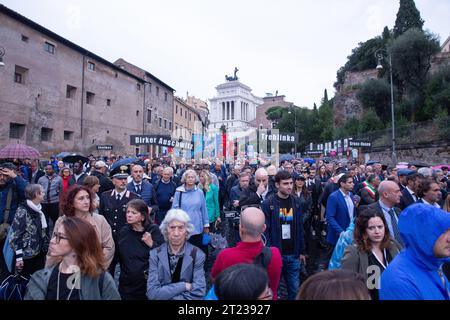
left=0, top=154, right=449, bottom=300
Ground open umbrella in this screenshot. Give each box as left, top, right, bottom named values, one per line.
left=110, top=157, right=138, bottom=172
left=302, top=158, right=315, bottom=165
left=431, top=164, right=450, bottom=170
left=62, top=153, right=89, bottom=164
left=279, top=154, right=295, bottom=163
left=55, top=151, right=72, bottom=159
left=408, top=160, right=429, bottom=168
left=0, top=144, right=41, bottom=159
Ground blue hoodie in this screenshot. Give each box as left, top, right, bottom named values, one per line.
left=380, top=204, right=450, bottom=300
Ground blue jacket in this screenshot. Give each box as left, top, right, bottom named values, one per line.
left=261, top=194, right=305, bottom=257
left=380, top=204, right=450, bottom=300
left=127, top=180, right=158, bottom=212
left=326, top=189, right=357, bottom=245
left=172, top=185, right=209, bottom=236
left=0, top=176, right=27, bottom=224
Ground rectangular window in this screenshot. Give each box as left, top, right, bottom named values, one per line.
left=147, top=109, right=152, bottom=123
left=164, top=92, right=168, bottom=101
left=148, top=83, right=152, bottom=93
left=106, top=99, right=111, bottom=106
left=66, top=85, right=76, bottom=99
left=137, top=83, right=141, bottom=91
left=180, top=108, right=183, bottom=117
left=9, top=123, right=25, bottom=139
left=86, top=91, right=95, bottom=104
left=64, top=131, right=73, bottom=141
left=189, top=113, right=191, bottom=121
left=41, top=127, right=53, bottom=142
left=44, top=42, right=55, bottom=54
left=176, top=105, right=178, bottom=114
left=159, top=117, right=162, bottom=127
left=185, top=111, right=187, bottom=119
left=156, top=87, right=160, bottom=96
left=164, top=119, right=167, bottom=129
left=14, top=65, right=28, bottom=84
left=21, top=35, right=29, bottom=42
left=169, top=122, right=172, bottom=130
left=88, top=62, right=95, bottom=71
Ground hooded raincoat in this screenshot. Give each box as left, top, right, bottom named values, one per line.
left=380, top=203, right=450, bottom=300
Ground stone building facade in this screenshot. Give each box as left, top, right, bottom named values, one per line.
left=0, top=4, right=174, bottom=158
left=208, top=79, right=263, bottom=133
left=251, top=95, right=294, bottom=129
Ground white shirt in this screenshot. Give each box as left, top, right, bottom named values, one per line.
left=112, top=189, right=127, bottom=200
left=379, top=200, right=398, bottom=239
left=406, top=186, right=417, bottom=202
left=339, top=189, right=354, bottom=221
left=421, top=198, right=441, bottom=208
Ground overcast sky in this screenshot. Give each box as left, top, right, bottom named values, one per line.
left=2, top=0, right=450, bottom=108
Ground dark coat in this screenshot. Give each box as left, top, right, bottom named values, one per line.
left=398, top=188, right=416, bottom=211
left=99, top=190, right=140, bottom=242
left=261, top=194, right=305, bottom=257
left=126, top=180, right=158, bottom=213
left=118, top=224, right=164, bottom=300
left=68, top=173, right=88, bottom=186
left=91, top=171, right=114, bottom=196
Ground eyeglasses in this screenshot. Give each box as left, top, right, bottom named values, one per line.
left=52, top=232, right=69, bottom=244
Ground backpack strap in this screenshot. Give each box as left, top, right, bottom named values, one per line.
left=3, top=188, right=14, bottom=224
left=253, top=246, right=272, bottom=269
left=178, top=191, right=183, bottom=208
left=98, top=272, right=105, bottom=297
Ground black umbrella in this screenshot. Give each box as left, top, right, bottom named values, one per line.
left=408, top=160, right=429, bottom=168
left=62, top=153, right=89, bottom=164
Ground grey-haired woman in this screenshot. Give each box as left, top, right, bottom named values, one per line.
left=10, top=184, right=49, bottom=278
left=146, top=209, right=206, bottom=300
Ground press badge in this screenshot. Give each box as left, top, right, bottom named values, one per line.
left=282, top=224, right=291, bottom=240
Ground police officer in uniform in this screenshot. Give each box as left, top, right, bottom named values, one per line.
left=99, top=164, right=140, bottom=275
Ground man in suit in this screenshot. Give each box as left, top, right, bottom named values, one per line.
left=99, top=164, right=140, bottom=275
left=326, top=173, right=356, bottom=254
left=397, top=169, right=413, bottom=192
left=127, top=164, right=158, bottom=216
left=359, top=174, right=380, bottom=206
left=239, top=168, right=275, bottom=208
left=361, top=180, right=404, bottom=248
left=399, top=172, right=421, bottom=210
left=30, top=160, right=45, bottom=184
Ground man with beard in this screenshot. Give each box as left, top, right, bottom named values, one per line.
left=69, top=161, right=88, bottom=186
left=262, top=170, right=306, bottom=300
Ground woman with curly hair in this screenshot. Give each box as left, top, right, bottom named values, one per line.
left=341, top=207, right=401, bottom=300
left=45, top=185, right=114, bottom=268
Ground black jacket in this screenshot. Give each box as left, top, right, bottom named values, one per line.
left=118, top=224, right=164, bottom=300
left=68, top=173, right=88, bottom=186
left=238, top=184, right=276, bottom=208
left=399, top=188, right=417, bottom=211
left=99, top=190, right=140, bottom=241
left=91, top=171, right=114, bottom=196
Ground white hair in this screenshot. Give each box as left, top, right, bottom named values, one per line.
left=163, top=166, right=174, bottom=175
left=417, top=167, right=432, bottom=177
left=255, top=168, right=268, bottom=178
left=181, top=169, right=198, bottom=184
left=159, top=209, right=194, bottom=241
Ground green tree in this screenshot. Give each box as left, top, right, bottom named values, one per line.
left=335, top=37, right=385, bottom=88
left=357, top=79, right=392, bottom=123
left=389, top=28, right=440, bottom=121
left=265, top=106, right=285, bottom=122
left=359, top=108, right=384, bottom=133
left=393, top=0, right=424, bottom=38
left=424, top=66, right=450, bottom=117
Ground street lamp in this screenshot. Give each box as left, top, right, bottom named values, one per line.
left=0, top=47, right=5, bottom=67
left=288, top=104, right=297, bottom=155
left=375, top=48, right=397, bottom=165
